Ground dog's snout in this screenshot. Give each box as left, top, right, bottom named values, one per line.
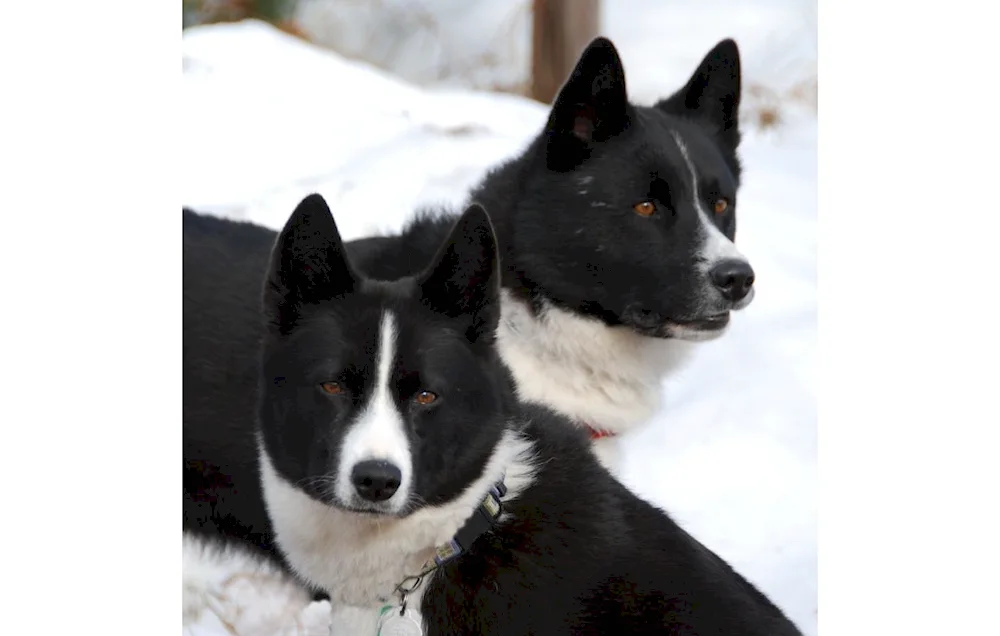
left=351, top=460, right=402, bottom=502
left=710, top=259, right=755, bottom=302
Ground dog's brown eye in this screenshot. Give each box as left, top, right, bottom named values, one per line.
left=320, top=381, right=344, bottom=395
left=633, top=201, right=656, bottom=217
left=414, top=390, right=438, bottom=406
left=714, top=198, right=729, bottom=214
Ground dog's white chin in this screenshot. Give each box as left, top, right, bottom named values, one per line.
left=665, top=323, right=730, bottom=342
left=332, top=493, right=412, bottom=520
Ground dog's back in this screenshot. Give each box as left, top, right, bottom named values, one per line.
left=183, top=210, right=279, bottom=552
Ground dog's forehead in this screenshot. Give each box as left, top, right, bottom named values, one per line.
left=635, top=108, right=737, bottom=187
left=571, top=114, right=684, bottom=181
left=360, top=276, right=418, bottom=301
left=630, top=108, right=690, bottom=157
left=607, top=108, right=690, bottom=165
left=352, top=278, right=468, bottom=356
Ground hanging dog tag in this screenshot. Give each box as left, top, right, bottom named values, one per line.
left=377, top=607, right=423, bottom=636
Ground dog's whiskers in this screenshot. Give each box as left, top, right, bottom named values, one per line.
left=294, top=474, right=338, bottom=495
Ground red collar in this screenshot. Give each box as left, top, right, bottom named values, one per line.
left=587, top=426, right=617, bottom=441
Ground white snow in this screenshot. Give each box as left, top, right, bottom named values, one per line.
left=182, top=5, right=816, bottom=634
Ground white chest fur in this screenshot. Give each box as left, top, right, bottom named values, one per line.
left=495, top=291, right=695, bottom=452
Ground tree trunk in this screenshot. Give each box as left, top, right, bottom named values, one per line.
left=530, top=0, right=601, bottom=104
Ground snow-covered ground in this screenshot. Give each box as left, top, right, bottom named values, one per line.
left=182, top=5, right=816, bottom=633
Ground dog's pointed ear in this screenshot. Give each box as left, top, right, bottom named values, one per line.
left=657, top=38, right=742, bottom=149
left=544, top=37, right=631, bottom=169
left=418, top=203, right=500, bottom=343
left=263, top=193, right=356, bottom=333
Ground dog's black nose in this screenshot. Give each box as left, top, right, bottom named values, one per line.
left=710, top=259, right=755, bottom=302
left=351, top=460, right=402, bottom=502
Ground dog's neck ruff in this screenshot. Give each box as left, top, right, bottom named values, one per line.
left=496, top=290, right=695, bottom=438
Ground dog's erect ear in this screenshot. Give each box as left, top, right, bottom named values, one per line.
left=657, top=38, right=742, bottom=149
left=418, top=203, right=500, bottom=343
left=544, top=37, right=631, bottom=170
left=263, top=193, right=356, bottom=333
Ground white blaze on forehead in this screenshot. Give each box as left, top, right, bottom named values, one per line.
left=670, top=130, right=747, bottom=273
left=335, top=310, right=412, bottom=506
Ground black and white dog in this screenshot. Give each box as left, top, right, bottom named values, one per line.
left=184, top=36, right=754, bottom=486
left=235, top=194, right=797, bottom=634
